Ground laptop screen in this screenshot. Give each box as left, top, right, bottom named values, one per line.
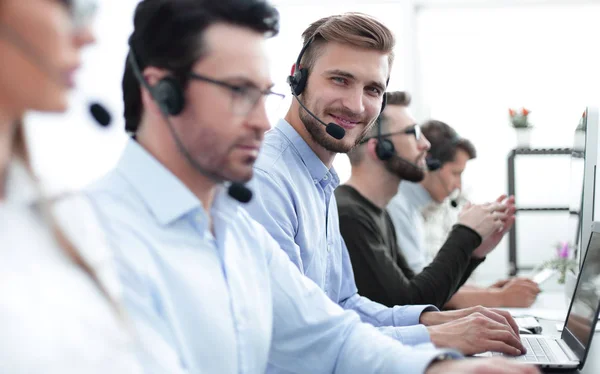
left=565, top=230, right=600, bottom=348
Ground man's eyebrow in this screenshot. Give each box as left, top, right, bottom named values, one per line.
left=324, top=69, right=386, bottom=92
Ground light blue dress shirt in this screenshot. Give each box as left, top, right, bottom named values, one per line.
left=388, top=182, right=433, bottom=273
left=245, top=119, right=437, bottom=347
left=85, top=139, right=460, bottom=374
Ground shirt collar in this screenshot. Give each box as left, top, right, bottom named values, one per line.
left=116, top=139, right=207, bottom=226
left=274, top=119, right=338, bottom=187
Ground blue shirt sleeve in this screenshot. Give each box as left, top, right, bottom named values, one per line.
left=339, top=237, right=437, bottom=344
left=245, top=168, right=305, bottom=272
left=247, top=167, right=438, bottom=346
left=255, top=221, right=463, bottom=373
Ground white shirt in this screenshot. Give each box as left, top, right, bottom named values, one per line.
left=388, top=182, right=433, bottom=273
left=0, top=160, right=142, bottom=374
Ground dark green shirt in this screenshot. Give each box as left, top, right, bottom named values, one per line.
left=335, top=184, right=484, bottom=309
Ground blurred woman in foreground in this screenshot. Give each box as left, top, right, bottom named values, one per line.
left=0, top=1, right=140, bottom=372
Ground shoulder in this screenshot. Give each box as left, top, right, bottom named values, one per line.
left=335, top=186, right=370, bottom=218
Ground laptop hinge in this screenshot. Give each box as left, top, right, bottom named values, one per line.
left=557, top=339, right=580, bottom=361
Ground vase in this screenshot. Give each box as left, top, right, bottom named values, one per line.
left=515, top=128, right=532, bottom=148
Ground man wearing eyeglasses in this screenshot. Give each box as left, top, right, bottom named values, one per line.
left=85, top=1, right=493, bottom=373
left=338, top=91, right=515, bottom=312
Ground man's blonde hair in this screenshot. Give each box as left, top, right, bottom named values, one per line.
left=299, top=12, right=395, bottom=75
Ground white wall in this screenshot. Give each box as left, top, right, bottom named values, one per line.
left=416, top=3, right=600, bottom=280
left=26, top=1, right=139, bottom=193
left=23, top=0, right=600, bottom=281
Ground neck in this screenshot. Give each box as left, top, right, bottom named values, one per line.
left=136, top=121, right=217, bottom=214
left=0, top=104, right=19, bottom=200
left=346, top=165, right=400, bottom=209
left=420, top=174, right=437, bottom=201
left=284, top=104, right=336, bottom=168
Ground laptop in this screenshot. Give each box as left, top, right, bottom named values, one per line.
left=479, top=221, right=600, bottom=370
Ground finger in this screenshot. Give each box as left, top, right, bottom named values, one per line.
left=495, top=194, right=508, bottom=203
left=493, top=211, right=508, bottom=221
left=485, top=202, right=506, bottom=212
left=487, top=329, right=526, bottom=354
left=482, top=339, right=522, bottom=356
left=502, top=216, right=516, bottom=233
left=489, top=309, right=521, bottom=337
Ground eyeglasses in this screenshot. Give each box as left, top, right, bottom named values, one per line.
left=380, top=124, right=422, bottom=142
left=188, top=72, right=285, bottom=116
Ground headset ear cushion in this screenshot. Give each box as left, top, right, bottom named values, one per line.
left=381, top=92, right=387, bottom=114
left=290, top=68, right=308, bottom=96
left=376, top=138, right=395, bottom=161
left=154, top=76, right=185, bottom=116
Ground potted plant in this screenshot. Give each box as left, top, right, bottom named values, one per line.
left=509, top=107, right=533, bottom=148
left=538, top=242, right=578, bottom=285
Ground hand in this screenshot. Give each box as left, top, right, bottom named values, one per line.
left=421, top=306, right=520, bottom=337
left=427, top=313, right=525, bottom=356
left=426, top=357, right=540, bottom=374
left=472, top=195, right=516, bottom=258
left=458, top=199, right=507, bottom=240
left=496, top=278, right=541, bottom=307
left=490, top=277, right=534, bottom=289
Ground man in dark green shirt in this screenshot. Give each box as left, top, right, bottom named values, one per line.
left=337, top=91, right=517, bottom=310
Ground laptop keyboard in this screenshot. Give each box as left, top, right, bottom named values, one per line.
left=492, top=337, right=558, bottom=363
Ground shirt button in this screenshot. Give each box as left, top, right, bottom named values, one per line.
left=323, top=175, right=329, bottom=180
left=313, top=179, right=319, bottom=184
left=327, top=244, right=331, bottom=252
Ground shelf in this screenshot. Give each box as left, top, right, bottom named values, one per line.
left=509, top=148, right=572, bottom=156
left=507, top=147, right=573, bottom=276
left=516, top=207, right=569, bottom=212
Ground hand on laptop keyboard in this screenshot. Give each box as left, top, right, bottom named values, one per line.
left=428, top=312, right=526, bottom=356
left=421, top=305, right=521, bottom=337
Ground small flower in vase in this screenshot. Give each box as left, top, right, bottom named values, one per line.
left=539, top=242, right=578, bottom=284
left=509, top=107, right=533, bottom=129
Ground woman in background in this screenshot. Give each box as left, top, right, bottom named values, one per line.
left=0, top=0, right=141, bottom=372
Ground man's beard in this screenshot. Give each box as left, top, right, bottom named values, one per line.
left=298, top=94, right=373, bottom=154
left=384, top=154, right=426, bottom=182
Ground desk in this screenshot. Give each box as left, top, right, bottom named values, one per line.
left=500, top=291, right=600, bottom=373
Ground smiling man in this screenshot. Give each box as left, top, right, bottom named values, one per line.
left=244, top=13, right=529, bottom=361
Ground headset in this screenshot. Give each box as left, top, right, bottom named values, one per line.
left=359, top=116, right=414, bottom=162
left=287, top=35, right=388, bottom=140
left=126, top=48, right=252, bottom=203
left=374, top=116, right=395, bottom=161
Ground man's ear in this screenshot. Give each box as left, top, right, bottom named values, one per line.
left=139, top=67, right=172, bottom=118
left=366, top=138, right=380, bottom=161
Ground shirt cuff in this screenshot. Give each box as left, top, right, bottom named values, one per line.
left=389, top=324, right=432, bottom=346
left=391, top=304, right=438, bottom=326
left=399, top=348, right=463, bottom=374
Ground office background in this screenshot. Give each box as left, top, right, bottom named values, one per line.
left=26, top=0, right=600, bottom=282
